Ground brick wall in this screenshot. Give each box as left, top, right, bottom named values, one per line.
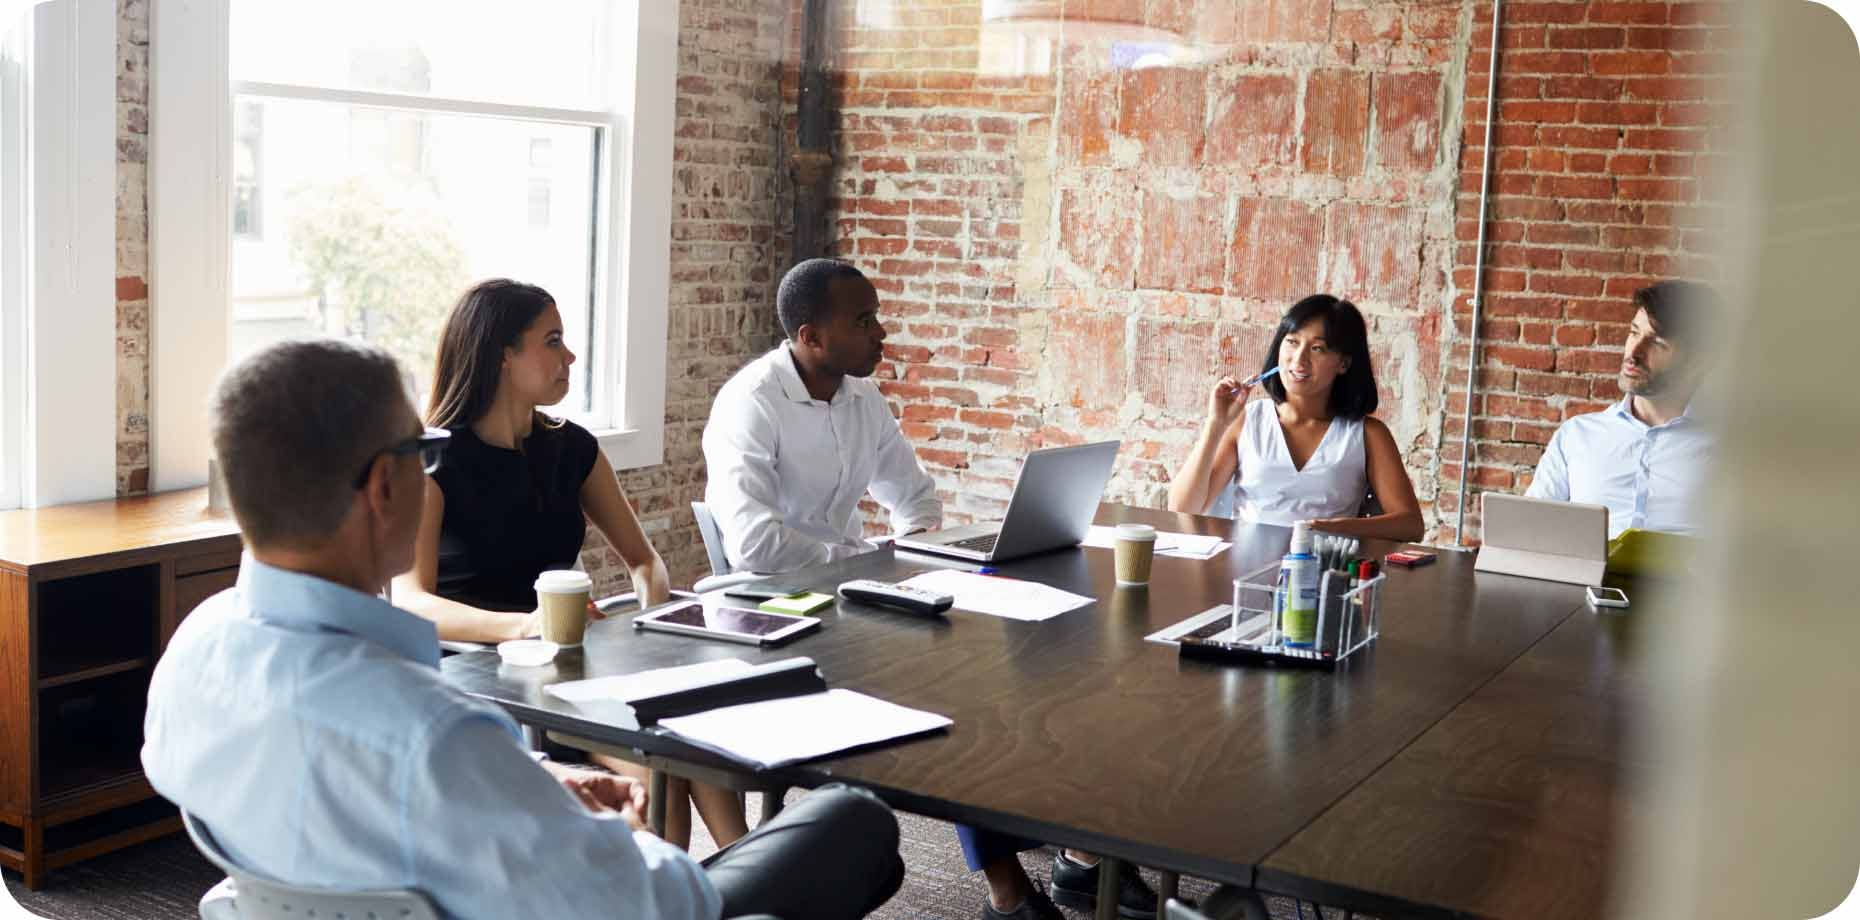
left=116, top=0, right=150, bottom=496
left=110, top=0, right=788, bottom=593
left=802, top=1, right=1466, bottom=530
left=1435, top=0, right=1733, bottom=543
left=788, top=0, right=1732, bottom=543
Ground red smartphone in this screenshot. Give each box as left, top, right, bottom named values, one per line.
left=1384, top=550, right=1437, bottom=568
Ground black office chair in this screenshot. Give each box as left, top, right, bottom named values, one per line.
left=1166, top=888, right=1271, bottom=920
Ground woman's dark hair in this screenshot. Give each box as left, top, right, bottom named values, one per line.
left=427, top=278, right=561, bottom=431
left=1260, top=294, right=1379, bottom=419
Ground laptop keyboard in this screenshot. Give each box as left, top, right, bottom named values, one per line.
left=949, top=532, right=1000, bottom=553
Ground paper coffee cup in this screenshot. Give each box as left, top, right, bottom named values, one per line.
left=1113, top=523, right=1158, bottom=586
left=534, top=570, right=593, bottom=647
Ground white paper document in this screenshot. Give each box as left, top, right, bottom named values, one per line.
left=896, top=569, right=1095, bottom=621
left=1081, top=525, right=1231, bottom=560
left=657, top=689, right=953, bottom=769
left=545, top=658, right=755, bottom=705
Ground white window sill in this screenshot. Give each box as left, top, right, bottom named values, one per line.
left=593, top=426, right=664, bottom=472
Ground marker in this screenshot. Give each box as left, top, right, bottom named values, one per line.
left=976, top=566, right=998, bottom=575
left=1244, top=366, right=1282, bottom=387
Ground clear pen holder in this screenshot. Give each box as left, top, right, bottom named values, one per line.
left=1229, top=561, right=1384, bottom=665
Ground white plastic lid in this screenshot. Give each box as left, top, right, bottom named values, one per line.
left=533, top=569, right=592, bottom=595
left=1290, top=521, right=1313, bottom=554
left=1114, top=523, right=1158, bottom=542
left=497, top=639, right=559, bottom=667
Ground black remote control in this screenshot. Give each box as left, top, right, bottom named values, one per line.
left=837, top=579, right=954, bottom=616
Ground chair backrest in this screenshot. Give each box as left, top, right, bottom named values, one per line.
left=691, top=501, right=733, bottom=576
left=183, top=812, right=441, bottom=920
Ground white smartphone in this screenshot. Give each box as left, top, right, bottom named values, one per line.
left=633, top=601, right=820, bottom=646
left=1585, top=585, right=1630, bottom=609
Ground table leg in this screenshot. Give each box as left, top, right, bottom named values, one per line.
left=1159, top=870, right=1180, bottom=905
left=522, top=724, right=542, bottom=751
left=648, top=770, right=669, bottom=838
left=1096, top=855, right=1123, bottom=920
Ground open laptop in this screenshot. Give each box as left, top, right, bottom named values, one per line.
left=1474, top=493, right=1609, bottom=585
left=895, top=441, right=1120, bottom=563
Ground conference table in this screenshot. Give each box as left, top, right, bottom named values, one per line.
left=441, top=504, right=1644, bottom=919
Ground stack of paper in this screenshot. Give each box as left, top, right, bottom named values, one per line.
left=658, top=689, right=952, bottom=769
left=896, top=569, right=1095, bottom=621
left=1082, top=525, right=1232, bottom=560
left=546, top=658, right=756, bottom=705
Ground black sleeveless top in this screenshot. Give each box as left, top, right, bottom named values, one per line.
left=431, top=419, right=598, bottom=612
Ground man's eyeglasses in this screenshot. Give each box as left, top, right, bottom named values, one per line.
left=352, top=428, right=452, bottom=489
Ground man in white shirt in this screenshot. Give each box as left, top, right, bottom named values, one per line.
left=144, top=339, right=904, bottom=920
left=1526, top=280, right=1719, bottom=537
left=703, top=258, right=942, bottom=573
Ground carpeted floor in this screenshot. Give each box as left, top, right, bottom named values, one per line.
left=4, top=792, right=1346, bottom=920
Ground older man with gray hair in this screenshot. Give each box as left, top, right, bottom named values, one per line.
left=142, top=338, right=904, bottom=920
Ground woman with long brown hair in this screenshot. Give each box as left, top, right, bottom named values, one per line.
left=393, top=278, right=748, bottom=849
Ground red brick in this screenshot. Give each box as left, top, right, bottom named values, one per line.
left=1526, top=224, right=1599, bottom=246
left=1302, top=70, right=1371, bottom=177
left=1237, top=0, right=1331, bottom=43
left=1058, top=67, right=1119, bottom=167
left=1566, top=249, right=1640, bottom=272
left=1540, top=175, right=1617, bottom=199
left=1623, top=128, right=1706, bottom=151
left=1578, top=101, right=1661, bottom=125
left=1375, top=71, right=1442, bottom=172
left=116, top=276, right=148, bottom=301
left=1324, top=202, right=1423, bottom=305
left=1505, top=3, right=1590, bottom=24
left=1588, top=3, right=1670, bottom=25
left=1618, top=177, right=1695, bottom=202
left=1407, top=5, right=1461, bottom=40
left=1592, top=51, right=1672, bottom=75
left=1206, top=72, right=1298, bottom=170
left=1138, top=188, right=1227, bottom=295
left=1539, top=126, right=1624, bottom=149
left=1549, top=26, right=1626, bottom=49
left=1334, top=6, right=1404, bottom=44
left=1543, top=76, right=1626, bottom=99
left=1501, top=99, right=1578, bottom=124
left=1120, top=66, right=1206, bottom=167
left=1485, top=394, right=1563, bottom=422
left=1046, top=311, right=1126, bottom=409
left=1568, top=152, right=1608, bottom=172
left=1485, top=344, right=1556, bottom=371
left=1505, top=51, right=1589, bottom=74
left=1229, top=197, right=1323, bottom=301
left=1530, top=273, right=1608, bottom=296
left=1057, top=185, right=1138, bottom=289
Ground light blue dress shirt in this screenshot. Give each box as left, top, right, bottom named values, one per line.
left=1525, top=396, right=1713, bottom=538
left=142, top=557, right=720, bottom=920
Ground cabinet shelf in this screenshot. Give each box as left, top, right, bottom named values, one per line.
left=38, top=656, right=152, bottom=690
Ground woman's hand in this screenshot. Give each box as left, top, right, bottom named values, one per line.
left=1207, top=375, right=1253, bottom=428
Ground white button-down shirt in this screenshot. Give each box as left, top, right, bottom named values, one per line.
left=143, top=558, right=719, bottom=920
left=703, top=344, right=942, bottom=574
left=1525, top=396, right=1713, bottom=538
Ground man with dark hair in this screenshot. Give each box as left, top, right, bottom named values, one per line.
left=703, top=258, right=941, bottom=572
left=1526, top=280, right=1721, bottom=536
left=143, top=338, right=905, bottom=920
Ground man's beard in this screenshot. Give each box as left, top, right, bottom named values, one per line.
left=1621, top=364, right=1669, bottom=397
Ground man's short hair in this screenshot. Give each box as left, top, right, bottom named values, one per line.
left=776, top=258, right=868, bottom=339
left=210, top=339, right=410, bottom=548
left=1635, top=281, right=1721, bottom=352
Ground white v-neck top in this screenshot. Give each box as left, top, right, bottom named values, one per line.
left=1231, top=398, right=1368, bottom=526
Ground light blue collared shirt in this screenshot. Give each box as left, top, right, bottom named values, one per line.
left=142, top=557, right=719, bottom=920
left=1525, top=396, right=1713, bottom=538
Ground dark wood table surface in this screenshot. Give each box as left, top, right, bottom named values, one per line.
left=1261, top=581, right=1649, bottom=919
left=442, top=504, right=1605, bottom=917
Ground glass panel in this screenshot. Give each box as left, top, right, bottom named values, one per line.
left=229, top=96, right=598, bottom=418
left=229, top=0, right=606, bottom=110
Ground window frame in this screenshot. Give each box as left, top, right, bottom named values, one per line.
left=148, top=0, right=675, bottom=492
left=0, top=0, right=120, bottom=510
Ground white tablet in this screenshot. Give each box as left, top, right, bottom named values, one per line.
left=633, top=601, right=820, bottom=646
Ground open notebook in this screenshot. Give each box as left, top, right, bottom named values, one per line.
left=546, top=658, right=951, bottom=769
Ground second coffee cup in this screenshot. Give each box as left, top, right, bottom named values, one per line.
left=1113, top=523, right=1158, bottom=586
left=534, top=570, right=593, bottom=647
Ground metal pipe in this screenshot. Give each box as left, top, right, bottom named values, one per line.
left=1455, top=0, right=1506, bottom=546
left=790, top=0, right=833, bottom=266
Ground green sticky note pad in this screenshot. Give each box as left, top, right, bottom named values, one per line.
left=758, top=592, right=834, bottom=616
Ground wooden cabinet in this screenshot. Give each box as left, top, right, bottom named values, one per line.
left=0, top=488, right=241, bottom=888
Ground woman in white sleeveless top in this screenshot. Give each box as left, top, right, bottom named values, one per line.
left=1168, top=295, right=1424, bottom=541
